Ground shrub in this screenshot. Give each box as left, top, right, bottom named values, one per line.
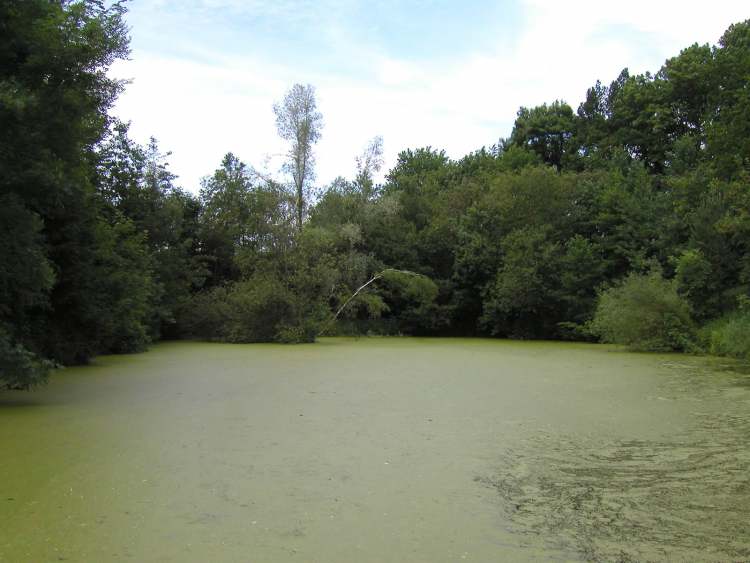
left=0, top=327, right=54, bottom=390
left=177, top=274, right=327, bottom=344
left=223, top=277, right=297, bottom=342
left=701, top=305, right=750, bottom=360
left=588, top=271, right=697, bottom=352
left=378, top=270, right=441, bottom=334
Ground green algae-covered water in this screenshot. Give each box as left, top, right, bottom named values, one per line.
left=1, top=338, right=749, bottom=562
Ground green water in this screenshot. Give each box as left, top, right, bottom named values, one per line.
left=1, top=338, right=749, bottom=562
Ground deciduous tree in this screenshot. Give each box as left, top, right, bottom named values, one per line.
left=273, top=84, right=323, bottom=231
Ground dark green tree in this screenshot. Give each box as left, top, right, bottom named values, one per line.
left=510, top=101, right=579, bottom=171
left=0, top=0, right=132, bottom=383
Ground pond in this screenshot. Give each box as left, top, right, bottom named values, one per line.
left=1, top=338, right=749, bottom=561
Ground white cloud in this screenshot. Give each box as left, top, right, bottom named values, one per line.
left=110, top=0, right=748, bottom=193
left=111, top=52, right=288, bottom=189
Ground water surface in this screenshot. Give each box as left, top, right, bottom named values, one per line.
left=1, top=338, right=748, bottom=561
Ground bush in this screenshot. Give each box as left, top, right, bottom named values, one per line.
left=0, top=327, right=54, bottom=390
left=701, top=307, right=750, bottom=359
left=588, top=271, right=697, bottom=352
left=378, top=270, right=441, bottom=334
left=178, top=274, right=326, bottom=344
left=223, top=277, right=297, bottom=342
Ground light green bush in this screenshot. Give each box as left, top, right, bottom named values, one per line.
left=701, top=307, right=750, bottom=360
left=588, top=271, right=697, bottom=352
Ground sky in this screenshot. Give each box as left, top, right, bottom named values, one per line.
left=110, top=0, right=749, bottom=193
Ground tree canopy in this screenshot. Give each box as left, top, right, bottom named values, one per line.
left=3, top=8, right=750, bottom=389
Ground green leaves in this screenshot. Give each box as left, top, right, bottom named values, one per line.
left=0, top=0, right=136, bottom=373
left=510, top=101, right=579, bottom=171
left=588, top=271, right=697, bottom=352
left=0, top=326, right=54, bottom=391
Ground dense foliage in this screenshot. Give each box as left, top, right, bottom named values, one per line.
left=588, top=272, right=697, bottom=352
left=700, top=302, right=750, bottom=360
left=2, top=3, right=749, bottom=389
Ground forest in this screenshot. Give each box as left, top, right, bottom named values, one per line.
left=2, top=1, right=750, bottom=390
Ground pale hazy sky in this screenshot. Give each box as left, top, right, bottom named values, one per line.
left=110, top=0, right=749, bottom=192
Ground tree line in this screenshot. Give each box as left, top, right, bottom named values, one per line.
left=2, top=1, right=749, bottom=389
